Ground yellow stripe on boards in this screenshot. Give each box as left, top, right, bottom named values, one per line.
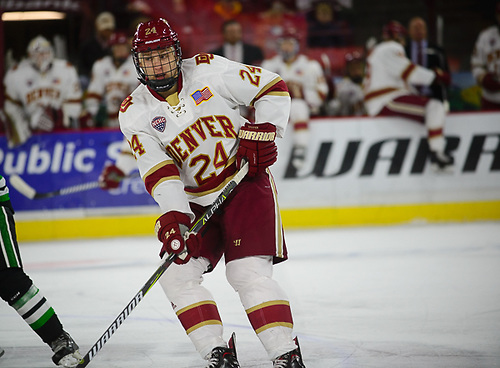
left=281, top=201, right=500, bottom=228
left=14, top=201, right=500, bottom=241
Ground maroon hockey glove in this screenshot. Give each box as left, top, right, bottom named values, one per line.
left=99, top=164, right=125, bottom=190
left=481, top=72, right=500, bottom=92
left=236, top=122, right=278, bottom=177
left=432, top=68, right=451, bottom=86
left=155, top=211, right=201, bottom=264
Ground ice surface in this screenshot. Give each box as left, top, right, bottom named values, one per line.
left=1, top=221, right=499, bottom=367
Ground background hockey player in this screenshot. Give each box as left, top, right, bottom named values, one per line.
left=329, top=50, right=367, bottom=116
left=470, top=1, right=500, bottom=110
left=3, top=36, right=82, bottom=147
left=119, top=18, right=306, bottom=368
left=363, top=20, right=453, bottom=170
left=84, top=31, right=140, bottom=128
left=98, top=138, right=138, bottom=190
left=261, top=30, right=328, bottom=169
left=0, top=175, right=81, bottom=367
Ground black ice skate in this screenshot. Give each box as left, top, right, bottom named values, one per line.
left=429, top=150, right=454, bottom=171
left=50, top=331, right=82, bottom=367
left=205, top=333, right=240, bottom=368
left=273, top=337, right=306, bottom=368
left=0, top=346, right=4, bottom=358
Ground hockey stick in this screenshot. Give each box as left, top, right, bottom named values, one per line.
left=8, top=172, right=140, bottom=200
left=76, top=161, right=249, bottom=367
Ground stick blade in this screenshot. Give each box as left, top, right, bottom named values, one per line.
left=8, top=175, right=36, bottom=199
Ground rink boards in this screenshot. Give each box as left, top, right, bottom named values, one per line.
left=0, top=111, right=498, bottom=241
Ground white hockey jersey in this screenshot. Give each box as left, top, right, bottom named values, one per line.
left=86, top=55, right=139, bottom=127
left=4, top=59, right=82, bottom=145
left=333, top=77, right=366, bottom=116
left=471, top=25, right=500, bottom=103
left=261, top=54, right=328, bottom=114
left=363, top=40, right=436, bottom=116
left=119, top=54, right=290, bottom=218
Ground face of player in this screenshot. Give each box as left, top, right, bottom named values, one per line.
left=347, top=61, right=365, bottom=84
left=112, top=43, right=130, bottom=65
left=138, top=46, right=178, bottom=82
left=279, top=39, right=298, bottom=62
left=30, top=50, right=53, bottom=73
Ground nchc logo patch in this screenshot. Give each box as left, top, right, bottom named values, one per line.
left=191, top=87, right=213, bottom=105
left=151, top=116, right=166, bottom=132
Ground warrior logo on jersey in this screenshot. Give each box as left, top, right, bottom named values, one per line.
left=191, top=87, right=213, bottom=105
left=151, top=116, right=167, bottom=132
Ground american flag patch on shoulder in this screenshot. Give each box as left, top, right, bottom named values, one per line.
left=191, top=87, right=213, bottom=105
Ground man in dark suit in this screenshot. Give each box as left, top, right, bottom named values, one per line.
left=210, top=19, right=264, bottom=65
left=405, top=16, right=450, bottom=102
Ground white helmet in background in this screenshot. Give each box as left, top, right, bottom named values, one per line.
left=27, top=35, right=54, bottom=73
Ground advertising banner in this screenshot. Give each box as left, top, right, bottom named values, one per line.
left=272, top=112, right=500, bottom=209
left=1, top=112, right=499, bottom=219
left=0, top=129, right=156, bottom=214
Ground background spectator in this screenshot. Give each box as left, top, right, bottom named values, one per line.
left=209, top=19, right=264, bottom=65
left=253, top=0, right=307, bottom=58
left=405, top=16, right=450, bottom=104
left=306, top=1, right=349, bottom=47
left=78, top=12, right=116, bottom=90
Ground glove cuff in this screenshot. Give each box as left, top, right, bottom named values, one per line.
left=155, top=211, right=191, bottom=241
left=238, top=123, right=276, bottom=142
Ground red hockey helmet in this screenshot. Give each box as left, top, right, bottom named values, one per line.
left=344, top=50, right=364, bottom=65
left=382, top=20, right=407, bottom=41
left=109, top=31, right=129, bottom=46
left=132, top=18, right=182, bottom=92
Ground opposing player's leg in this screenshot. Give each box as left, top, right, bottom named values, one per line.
left=0, top=206, right=81, bottom=367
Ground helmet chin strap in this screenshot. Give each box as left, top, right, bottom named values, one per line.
left=147, top=74, right=178, bottom=92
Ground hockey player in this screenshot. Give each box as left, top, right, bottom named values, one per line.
left=329, top=51, right=367, bottom=116
left=363, top=21, right=453, bottom=170
left=98, top=138, right=137, bottom=190
left=119, top=18, right=306, bottom=368
left=84, top=31, right=140, bottom=128
left=470, top=1, right=500, bottom=110
left=261, top=31, right=328, bottom=169
left=3, top=36, right=82, bottom=147
left=0, top=175, right=81, bottom=367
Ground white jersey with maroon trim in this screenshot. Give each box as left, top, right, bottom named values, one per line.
left=261, top=54, right=328, bottom=113
left=363, top=40, right=435, bottom=116
left=334, top=77, right=366, bottom=116
left=471, top=25, right=500, bottom=103
left=119, top=54, right=290, bottom=218
left=86, top=55, right=139, bottom=127
left=3, top=58, right=82, bottom=144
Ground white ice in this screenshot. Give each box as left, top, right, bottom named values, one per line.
left=1, top=221, right=500, bottom=368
